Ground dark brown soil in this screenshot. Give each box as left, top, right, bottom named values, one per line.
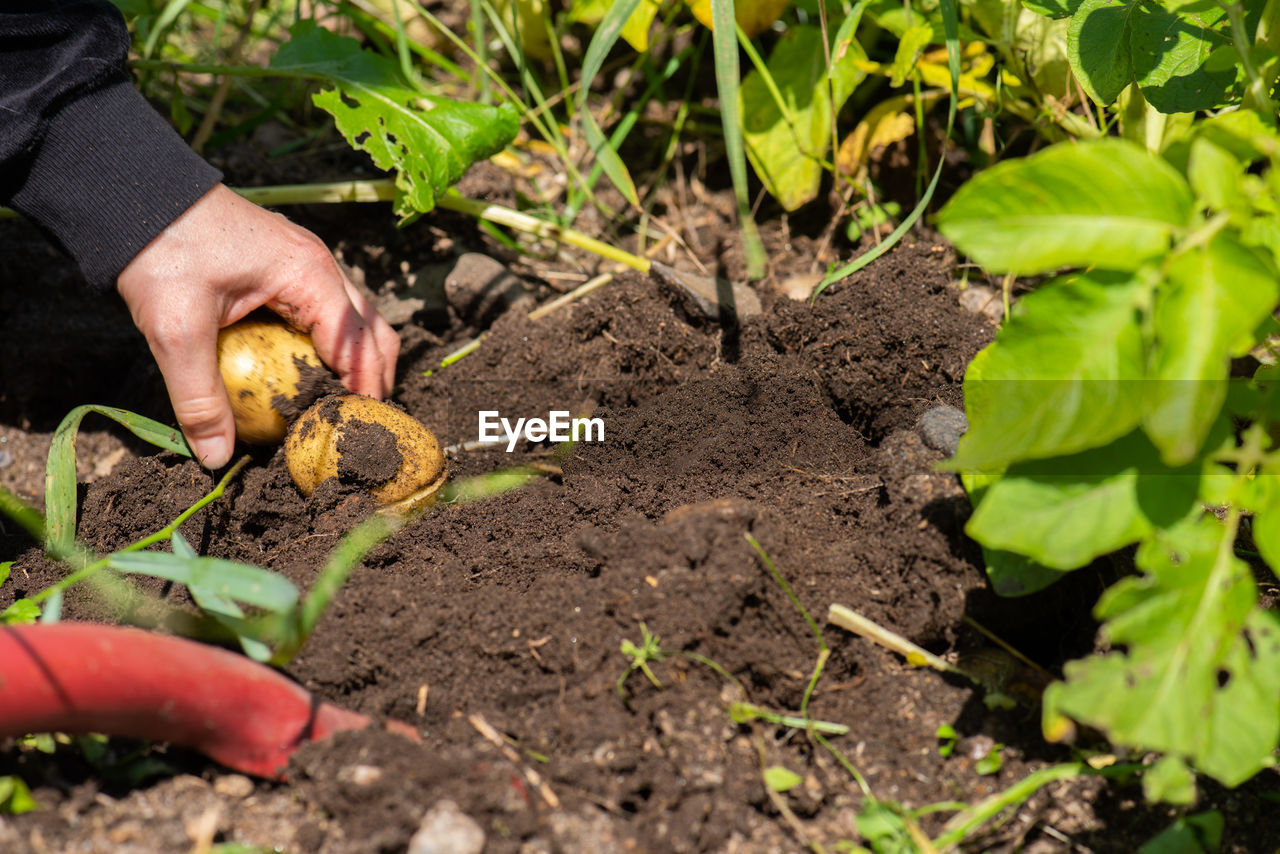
left=2, top=206, right=1278, bottom=854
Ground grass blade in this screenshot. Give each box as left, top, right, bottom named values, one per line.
left=710, top=0, right=767, bottom=279
left=44, top=406, right=190, bottom=557
left=812, top=0, right=961, bottom=299
left=578, top=0, right=644, bottom=206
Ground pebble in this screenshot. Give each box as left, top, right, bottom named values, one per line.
left=338, top=764, right=384, bottom=786
left=212, top=774, right=254, bottom=799
left=957, top=284, right=1005, bottom=324
left=445, top=252, right=534, bottom=323
left=0, top=450, right=11, bottom=469
left=407, top=800, right=485, bottom=854
left=917, top=405, right=968, bottom=456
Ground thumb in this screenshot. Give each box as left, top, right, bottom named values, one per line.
left=145, top=317, right=237, bottom=469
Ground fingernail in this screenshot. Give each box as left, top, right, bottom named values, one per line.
left=195, top=436, right=232, bottom=469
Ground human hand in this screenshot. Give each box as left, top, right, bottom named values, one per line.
left=116, top=184, right=400, bottom=469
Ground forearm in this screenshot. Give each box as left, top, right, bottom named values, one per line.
left=0, top=0, right=221, bottom=289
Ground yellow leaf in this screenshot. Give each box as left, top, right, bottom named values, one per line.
left=688, top=0, right=791, bottom=39
left=836, top=95, right=933, bottom=180
left=498, top=0, right=554, bottom=61
left=620, top=0, right=662, bottom=52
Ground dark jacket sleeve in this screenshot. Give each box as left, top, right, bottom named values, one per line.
left=0, top=0, right=222, bottom=290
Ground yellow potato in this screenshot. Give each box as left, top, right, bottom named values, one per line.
left=286, top=394, right=448, bottom=518
left=217, top=318, right=326, bottom=444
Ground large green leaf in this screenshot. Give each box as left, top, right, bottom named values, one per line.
left=740, top=24, right=865, bottom=211
left=1021, top=0, right=1086, bottom=19
left=948, top=271, right=1148, bottom=472
left=1067, top=0, right=1136, bottom=104
left=1144, top=233, right=1279, bottom=465
left=1045, top=517, right=1280, bottom=786
left=937, top=139, right=1193, bottom=273
left=962, top=474, right=1071, bottom=595
left=270, top=21, right=519, bottom=218
left=1129, top=0, right=1237, bottom=113
left=966, top=430, right=1200, bottom=569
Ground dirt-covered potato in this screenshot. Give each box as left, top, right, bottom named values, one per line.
left=285, top=394, right=448, bottom=517
left=217, top=318, right=328, bottom=444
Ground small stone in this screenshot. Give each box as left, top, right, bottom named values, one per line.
left=338, top=764, right=384, bottom=786
left=445, top=253, right=535, bottom=324
left=957, top=284, right=1004, bottom=323
left=407, top=800, right=485, bottom=854
left=918, top=405, right=968, bottom=456
left=651, top=262, right=761, bottom=320
left=777, top=273, right=823, bottom=301
left=0, top=450, right=11, bottom=468
left=213, top=774, right=254, bottom=799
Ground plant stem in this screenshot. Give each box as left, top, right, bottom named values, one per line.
left=31, top=456, right=250, bottom=605
left=527, top=272, right=614, bottom=320
left=439, top=191, right=650, bottom=271
left=828, top=602, right=959, bottom=675
left=231, top=180, right=653, bottom=272
left=933, top=763, right=1086, bottom=850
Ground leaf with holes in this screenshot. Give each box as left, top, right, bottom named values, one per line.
left=271, top=21, right=519, bottom=218
left=1044, top=517, right=1280, bottom=787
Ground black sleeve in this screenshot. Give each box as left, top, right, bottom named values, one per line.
left=0, top=0, right=222, bottom=290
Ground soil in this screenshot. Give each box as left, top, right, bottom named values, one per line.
left=2, top=194, right=1278, bottom=853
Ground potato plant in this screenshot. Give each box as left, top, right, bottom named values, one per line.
left=938, top=1, right=1280, bottom=798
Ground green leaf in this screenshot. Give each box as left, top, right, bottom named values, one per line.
left=1191, top=109, right=1280, bottom=163
left=936, top=724, right=958, bottom=757
left=741, top=25, right=866, bottom=211
left=107, top=549, right=298, bottom=613
left=1046, top=517, right=1280, bottom=787
left=1144, top=233, right=1279, bottom=465
left=1130, top=0, right=1236, bottom=113
left=1187, top=138, right=1246, bottom=213
left=948, top=271, right=1148, bottom=472
left=855, top=799, right=917, bottom=854
left=936, top=139, right=1193, bottom=274
left=963, top=474, right=1070, bottom=595
left=763, top=765, right=805, bottom=793
left=981, top=546, right=1070, bottom=596
left=966, top=431, right=1200, bottom=569
left=1013, top=11, right=1075, bottom=101
left=44, top=406, right=190, bottom=558
left=1, top=599, right=40, bottom=625
left=0, top=776, right=37, bottom=814
left=889, top=25, right=933, bottom=87
left=974, top=744, right=1003, bottom=775
left=270, top=21, right=519, bottom=219
left=0, top=561, right=10, bottom=587
left=1021, top=0, right=1086, bottom=19
left=1067, top=0, right=1136, bottom=104
left=1142, top=755, right=1197, bottom=805
left=1136, top=811, right=1224, bottom=854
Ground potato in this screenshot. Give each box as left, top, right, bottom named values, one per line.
left=217, top=318, right=328, bottom=444
left=286, top=394, right=448, bottom=518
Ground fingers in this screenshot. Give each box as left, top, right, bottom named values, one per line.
left=142, top=309, right=237, bottom=469
left=267, top=240, right=398, bottom=400
left=342, top=279, right=400, bottom=393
